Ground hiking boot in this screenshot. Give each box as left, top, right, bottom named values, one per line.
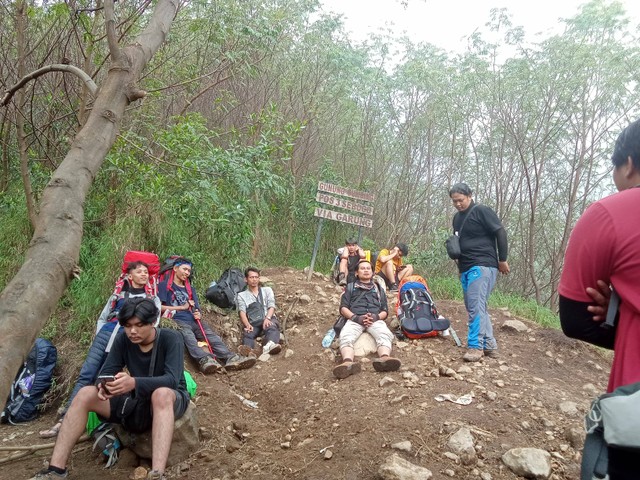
left=333, top=360, right=362, bottom=379
left=463, top=349, right=483, bottom=362
left=263, top=340, right=282, bottom=355
left=225, top=354, right=256, bottom=371
left=372, top=356, right=401, bottom=372
left=29, top=468, right=68, bottom=479
left=146, top=471, right=166, bottom=480
left=483, top=349, right=499, bottom=359
left=237, top=345, right=257, bottom=358
left=199, top=356, right=223, bottom=374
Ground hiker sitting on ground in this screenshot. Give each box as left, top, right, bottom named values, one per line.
left=374, top=242, right=413, bottom=291
left=30, top=298, right=189, bottom=480
left=158, top=257, right=255, bottom=374
left=39, top=261, right=161, bottom=439
left=338, top=237, right=366, bottom=286
left=237, top=267, right=281, bottom=356
left=333, top=260, right=401, bottom=379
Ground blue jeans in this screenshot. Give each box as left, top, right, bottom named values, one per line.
left=460, top=266, right=498, bottom=350
left=174, top=318, right=233, bottom=362
left=62, top=322, right=120, bottom=417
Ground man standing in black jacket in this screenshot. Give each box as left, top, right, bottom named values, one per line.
left=449, top=183, right=510, bottom=363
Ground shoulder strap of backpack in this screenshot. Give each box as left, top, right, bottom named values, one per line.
left=458, top=204, right=478, bottom=235
left=148, top=329, right=161, bottom=377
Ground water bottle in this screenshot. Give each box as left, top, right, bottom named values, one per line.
left=321, top=328, right=336, bottom=348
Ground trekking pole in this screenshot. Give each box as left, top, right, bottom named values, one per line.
left=194, top=315, right=215, bottom=356
left=449, top=326, right=462, bottom=347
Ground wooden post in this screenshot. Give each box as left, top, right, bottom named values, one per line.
left=307, top=218, right=324, bottom=281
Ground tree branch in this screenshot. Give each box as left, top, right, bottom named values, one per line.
left=104, top=0, right=123, bottom=64
left=1, top=64, right=98, bottom=107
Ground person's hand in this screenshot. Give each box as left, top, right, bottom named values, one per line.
left=193, top=309, right=202, bottom=320
left=103, top=372, right=135, bottom=396
left=391, top=247, right=399, bottom=257
left=586, top=280, right=611, bottom=322
left=362, top=313, right=374, bottom=327
left=97, top=384, right=111, bottom=401
left=263, top=317, right=273, bottom=329
left=351, top=314, right=363, bottom=325
left=244, top=324, right=254, bottom=333
left=498, top=261, right=510, bottom=275
left=188, top=299, right=196, bottom=308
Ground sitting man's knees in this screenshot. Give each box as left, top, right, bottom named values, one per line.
left=151, top=387, right=176, bottom=408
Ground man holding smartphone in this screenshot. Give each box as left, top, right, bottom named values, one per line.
left=30, top=298, right=188, bottom=480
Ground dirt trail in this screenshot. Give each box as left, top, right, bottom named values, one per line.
left=0, top=267, right=610, bottom=479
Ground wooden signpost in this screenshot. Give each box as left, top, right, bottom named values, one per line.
left=308, top=182, right=375, bottom=280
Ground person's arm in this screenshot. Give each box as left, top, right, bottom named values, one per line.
left=95, top=295, right=117, bottom=334
left=377, top=248, right=397, bottom=264
left=134, top=330, right=185, bottom=398
left=559, top=295, right=615, bottom=349
left=495, top=227, right=510, bottom=274
left=237, top=292, right=252, bottom=331
left=152, top=296, right=162, bottom=326
left=357, top=246, right=366, bottom=259
left=264, top=287, right=276, bottom=317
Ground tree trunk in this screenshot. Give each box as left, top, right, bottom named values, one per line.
left=0, top=0, right=179, bottom=406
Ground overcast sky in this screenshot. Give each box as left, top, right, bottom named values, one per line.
left=319, top=0, right=640, bottom=52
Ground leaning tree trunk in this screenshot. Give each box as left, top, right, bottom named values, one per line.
left=0, top=0, right=179, bottom=405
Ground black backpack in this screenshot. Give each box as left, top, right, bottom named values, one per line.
left=205, top=267, right=246, bottom=309
left=399, top=286, right=450, bottom=339
left=2, top=338, right=57, bottom=424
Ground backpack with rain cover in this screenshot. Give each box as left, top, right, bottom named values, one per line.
left=2, top=338, right=57, bottom=424
left=205, top=267, right=246, bottom=309
left=397, top=275, right=450, bottom=339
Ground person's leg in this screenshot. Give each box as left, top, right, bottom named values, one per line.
left=368, top=321, right=401, bottom=372
left=334, top=320, right=364, bottom=378
left=398, top=264, right=413, bottom=282
left=461, top=266, right=496, bottom=361
left=48, top=386, right=111, bottom=471
left=242, top=324, right=261, bottom=348
left=478, top=267, right=498, bottom=351
left=149, top=388, right=177, bottom=474
left=381, top=261, right=396, bottom=287
left=174, top=319, right=209, bottom=361
left=200, top=321, right=234, bottom=361
left=40, top=325, right=115, bottom=438
left=263, top=320, right=281, bottom=346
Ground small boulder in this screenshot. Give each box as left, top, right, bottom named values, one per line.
left=353, top=332, right=377, bottom=356
left=502, top=447, right=551, bottom=479
left=391, top=440, right=412, bottom=452
left=378, top=453, right=433, bottom=480
left=299, top=294, right=311, bottom=305
left=501, top=320, right=528, bottom=333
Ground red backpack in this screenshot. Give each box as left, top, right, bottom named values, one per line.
left=107, top=251, right=160, bottom=315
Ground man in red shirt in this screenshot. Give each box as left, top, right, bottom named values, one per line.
left=559, top=119, right=640, bottom=479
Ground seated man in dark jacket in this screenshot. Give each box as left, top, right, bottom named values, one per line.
left=30, top=298, right=189, bottom=480
left=334, top=260, right=401, bottom=379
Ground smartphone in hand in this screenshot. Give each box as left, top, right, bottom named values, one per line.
left=97, top=375, right=116, bottom=394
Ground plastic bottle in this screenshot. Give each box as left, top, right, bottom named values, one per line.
left=321, top=328, right=336, bottom=348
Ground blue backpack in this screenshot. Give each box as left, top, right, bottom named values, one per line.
left=2, top=338, right=57, bottom=424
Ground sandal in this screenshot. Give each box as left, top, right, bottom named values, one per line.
left=39, top=421, right=62, bottom=439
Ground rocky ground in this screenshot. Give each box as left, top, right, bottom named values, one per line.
left=0, top=267, right=611, bottom=480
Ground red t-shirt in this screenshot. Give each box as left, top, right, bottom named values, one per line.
left=558, top=187, right=640, bottom=392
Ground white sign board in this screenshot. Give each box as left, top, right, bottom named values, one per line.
left=315, top=192, right=374, bottom=215
left=314, top=207, right=373, bottom=228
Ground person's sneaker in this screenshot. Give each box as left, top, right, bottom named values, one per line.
left=372, top=356, right=401, bottom=372
left=483, top=349, right=499, bottom=359
left=333, top=360, right=362, bottom=379
left=263, top=340, right=282, bottom=355
left=146, top=470, right=166, bottom=480
left=199, top=356, right=223, bottom=374
left=338, top=272, right=347, bottom=286
left=225, top=354, right=256, bottom=371
left=463, top=349, right=484, bottom=362
left=29, top=468, right=68, bottom=479
left=389, top=283, right=399, bottom=292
